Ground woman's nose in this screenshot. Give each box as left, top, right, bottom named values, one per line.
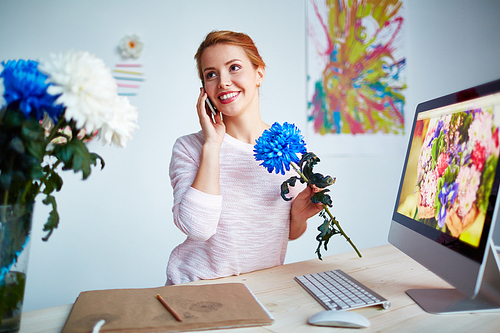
left=218, top=72, right=232, bottom=88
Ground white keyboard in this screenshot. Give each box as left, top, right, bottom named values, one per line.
left=295, top=269, right=391, bottom=311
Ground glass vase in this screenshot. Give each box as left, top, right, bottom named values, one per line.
left=0, top=204, right=34, bottom=333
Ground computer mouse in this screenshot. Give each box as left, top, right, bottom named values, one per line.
left=308, top=310, right=370, bottom=328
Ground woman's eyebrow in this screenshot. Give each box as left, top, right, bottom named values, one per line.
left=203, top=59, right=242, bottom=73
left=225, top=58, right=242, bottom=65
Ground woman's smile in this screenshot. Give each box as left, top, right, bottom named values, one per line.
left=218, top=91, right=240, bottom=104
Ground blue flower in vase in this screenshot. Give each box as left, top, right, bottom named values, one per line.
left=0, top=59, right=63, bottom=121
left=428, top=120, right=446, bottom=147
left=253, top=122, right=307, bottom=175
left=437, top=182, right=459, bottom=228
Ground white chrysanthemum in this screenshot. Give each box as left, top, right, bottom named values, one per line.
left=118, top=34, right=143, bottom=59
left=39, top=50, right=118, bottom=133
left=99, top=95, right=139, bottom=147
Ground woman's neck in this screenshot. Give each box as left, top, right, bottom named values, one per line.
left=224, top=113, right=270, bottom=144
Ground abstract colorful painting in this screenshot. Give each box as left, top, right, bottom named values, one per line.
left=306, top=0, right=406, bottom=139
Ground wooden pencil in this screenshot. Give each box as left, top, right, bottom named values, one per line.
left=156, top=294, right=183, bottom=322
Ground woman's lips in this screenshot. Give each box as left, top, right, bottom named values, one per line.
left=218, top=91, right=240, bottom=104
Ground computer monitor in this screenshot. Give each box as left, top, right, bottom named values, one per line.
left=388, top=78, right=500, bottom=314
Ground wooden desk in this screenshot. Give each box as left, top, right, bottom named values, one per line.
left=19, top=245, right=500, bottom=332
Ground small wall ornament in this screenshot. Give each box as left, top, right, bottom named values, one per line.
left=118, top=34, right=143, bottom=59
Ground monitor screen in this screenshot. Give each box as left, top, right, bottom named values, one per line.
left=395, top=82, right=500, bottom=263
left=389, top=79, right=500, bottom=313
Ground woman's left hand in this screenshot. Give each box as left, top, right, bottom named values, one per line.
left=289, top=185, right=324, bottom=240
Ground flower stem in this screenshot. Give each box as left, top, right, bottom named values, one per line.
left=3, top=190, right=8, bottom=207
left=18, top=116, right=66, bottom=206
left=290, top=162, right=362, bottom=258
left=2, top=194, right=8, bottom=221
left=290, top=162, right=308, bottom=182
left=3, top=154, right=16, bottom=206
left=45, top=116, right=65, bottom=145
left=323, top=205, right=362, bottom=258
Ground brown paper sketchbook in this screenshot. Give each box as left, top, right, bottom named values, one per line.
left=61, top=283, right=274, bottom=332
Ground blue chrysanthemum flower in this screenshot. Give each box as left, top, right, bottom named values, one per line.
left=254, top=122, right=307, bottom=175
left=0, top=59, right=64, bottom=121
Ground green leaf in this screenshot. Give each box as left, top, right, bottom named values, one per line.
left=42, top=169, right=63, bottom=195
left=30, top=164, right=44, bottom=180
left=457, top=112, right=472, bottom=143
left=477, top=155, right=498, bottom=214
left=9, top=137, right=25, bottom=154
left=0, top=172, right=13, bottom=189
left=53, top=137, right=96, bottom=179
left=314, top=211, right=340, bottom=260
left=21, top=180, right=41, bottom=205
left=434, top=177, right=444, bottom=217
left=2, top=107, right=25, bottom=127
left=0, top=272, right=26, bottom=324
left=90, top=153, right=105, bottom=170
left=42, top=195, right=59, bottom=241
left=443, top=165, right=458, bottom=184
left=52, top=143, right=71, bottom=165
left=21, top=119, right=43, bottom=141
left=309, top=173, right=335, bottom=188
left=431, top=137, right=439, bottom=163
left=281, top=176, right=300, bottom=201
left=21, top=119, right=46, bottom=161
left=0, top=205, right=33, bottom=287
left=24, top=139, right=45, bottom=162
left=311, top=189, right=333, bottom=207
left=300, top=152, right=320, bottom=181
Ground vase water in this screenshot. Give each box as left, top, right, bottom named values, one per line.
left=0, top=204, right=34, bottom=333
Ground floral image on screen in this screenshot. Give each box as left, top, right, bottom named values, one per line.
left=306, top=0, right=406, bottom=135
left=398, top=107, right=500, bottom=247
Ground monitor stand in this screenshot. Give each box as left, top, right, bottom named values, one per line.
left=406, top=241, right=500, bottom=314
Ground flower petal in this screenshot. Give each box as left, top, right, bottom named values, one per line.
left=254, top=122, right=307, bottom=174
left=0, top=59, right=63, bottom=121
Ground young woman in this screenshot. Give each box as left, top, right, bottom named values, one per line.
left=166, top=30, right=323, bottom=285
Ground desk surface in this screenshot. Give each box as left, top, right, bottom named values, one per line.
left=20, top=244, right=500, bottom=333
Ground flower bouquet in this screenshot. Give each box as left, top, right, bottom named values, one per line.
left=0, top=51, right=138, bottom=329
left=415, top=109, right=499, bottom=242
left=254, top=122, right=361, bottom=259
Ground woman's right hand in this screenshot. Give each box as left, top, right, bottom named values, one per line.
left=197, top=87, right=225, bottom=147
left=192, top=88, right=225, bottom=195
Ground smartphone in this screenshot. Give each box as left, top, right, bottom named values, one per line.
left=205, top=96, right=218, bottom=116
left=202, top=84, right=218, bottom=117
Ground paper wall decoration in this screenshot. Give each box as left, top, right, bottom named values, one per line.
left=114, top=64, right=144, bottom=97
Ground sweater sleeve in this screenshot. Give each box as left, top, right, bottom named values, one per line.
left=169, top=134, right=223, bottom=240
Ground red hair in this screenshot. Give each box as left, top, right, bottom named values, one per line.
left=195, top=30, right=266, bottom=82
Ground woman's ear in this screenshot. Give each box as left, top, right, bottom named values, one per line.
left=256, top=66, right=265, bottom=87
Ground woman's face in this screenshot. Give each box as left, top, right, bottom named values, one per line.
left=201, top=43, right=264, bottom=117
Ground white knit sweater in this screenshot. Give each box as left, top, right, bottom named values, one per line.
left=166, top=131, right=301, bottom=285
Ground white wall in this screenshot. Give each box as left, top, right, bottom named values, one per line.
left=1, top=0, right=499, bottom=312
